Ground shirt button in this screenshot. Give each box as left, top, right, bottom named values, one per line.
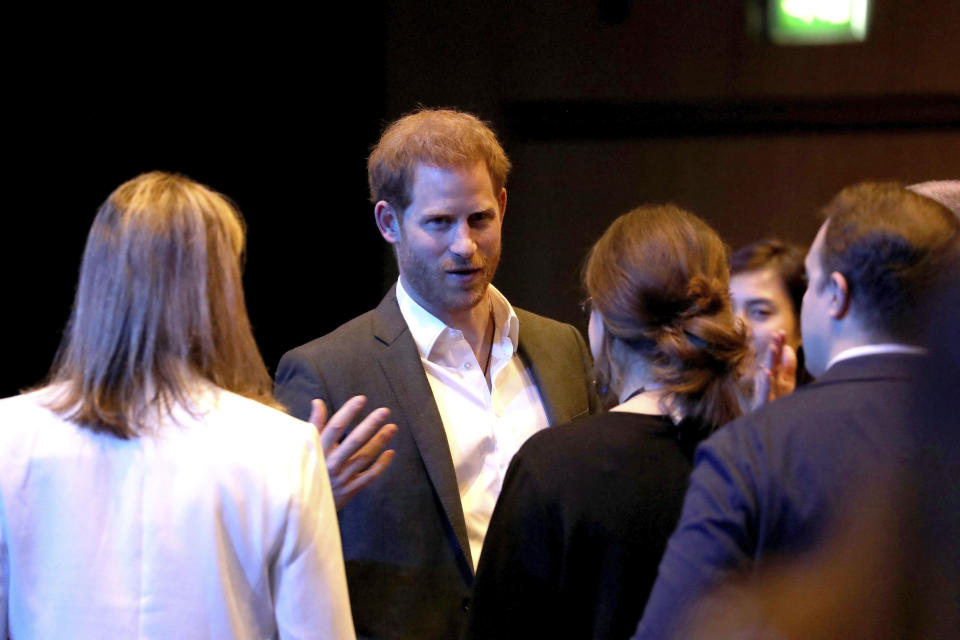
left=464, top=362, right=472, bottom=370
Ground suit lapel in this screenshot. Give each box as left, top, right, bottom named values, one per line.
left=516, top=309, right=590, bottom=426
left=371, top=288, right=473, bottom=569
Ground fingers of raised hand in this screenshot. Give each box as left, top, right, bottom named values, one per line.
left=339, top=423, right=398, bottom=477
left=326, top=407, right=392, bottom=471
left=781, top=344, right=797, bottom=375
left=336, top=449, right=397, bottom=508
left=309, top=399, right=327, bottom=431
left=763, top=331, right=786, bottom=371
left=752, top=331, right=786, bottom=410
left=321, top=395, right=368, bottom=455
left=329, top=423, right=397, bottom=510
left=775, top=345, right=799, bottom=395
left=752, top=369, right=772, bottom=411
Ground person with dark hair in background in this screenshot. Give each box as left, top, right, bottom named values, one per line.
left=730, top=239, right=813, bottom=408
left=633, top=181, right=960, bottom=640
left=463, top=205, right=749, bottom=640
left=275, top=108, right=595, bottom=640
left=0, top=172, right=359, bottom=638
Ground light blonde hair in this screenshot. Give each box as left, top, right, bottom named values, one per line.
left=45, top=171, right=277, bottom=438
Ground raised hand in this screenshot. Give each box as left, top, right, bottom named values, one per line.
left=310, top=396, right=398, bottom=510
left=751, top=331, right=798, bottom=410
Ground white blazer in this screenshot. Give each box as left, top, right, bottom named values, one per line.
left=0, top=384, right=355, bottom=640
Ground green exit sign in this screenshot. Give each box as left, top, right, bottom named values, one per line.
left=769, top=0, right=871, bottom=44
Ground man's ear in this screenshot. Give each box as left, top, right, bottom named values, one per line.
left=498, top=188, right=507, bottom=221
left=828, top=271, right=852, bottom=320
left=374, top=201, right=402, bottom=244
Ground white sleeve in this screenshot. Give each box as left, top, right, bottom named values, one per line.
left=273, top=428, right=355, bottom=640
left=1, top=503, right=8, bottom=638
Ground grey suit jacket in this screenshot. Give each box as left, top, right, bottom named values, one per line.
left=275, top=286, right=595, bottom=640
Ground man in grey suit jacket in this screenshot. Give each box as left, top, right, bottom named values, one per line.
left=276, top=108, right=594, bottom=640
left=634, top=182, right=960, bottom=640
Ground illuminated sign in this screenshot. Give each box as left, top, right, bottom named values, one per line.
left=768, top=0, right=871, bottom=44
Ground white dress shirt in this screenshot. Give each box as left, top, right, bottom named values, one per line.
left=396, top=279, right=550, bottom=569
left=0, top=383, right=355, bottom=640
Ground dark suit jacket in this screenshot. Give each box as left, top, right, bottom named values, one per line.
left=275, top=287, right=595, bottom=640
left=634, top=353, right=920, bottom=640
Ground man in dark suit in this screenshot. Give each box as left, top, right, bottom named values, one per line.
left=276, top=108, right=594, bottom=640
left=633, top=182, right=960, bottom=640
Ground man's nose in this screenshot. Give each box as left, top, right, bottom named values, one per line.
left=449, top=223, right=478, bottom=258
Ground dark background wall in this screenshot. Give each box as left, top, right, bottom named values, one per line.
left=379, top=0, right=959, bottom=327
left=3, top=2, right=958, bottom=399
left=3, top=10, right=389, bottom=398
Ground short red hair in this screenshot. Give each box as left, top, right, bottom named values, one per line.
left=368, top=108, right=511, bottom=212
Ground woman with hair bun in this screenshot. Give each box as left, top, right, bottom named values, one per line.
left=463, top=205, right=749, bottom=640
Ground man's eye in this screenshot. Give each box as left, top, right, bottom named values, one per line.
left=470, top=212, right=494, bottom=226
left=749, top=308, right=773, bottom=320
left=426, top=217, right=451, bottom=228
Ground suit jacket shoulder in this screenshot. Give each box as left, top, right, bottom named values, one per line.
left=514, top=306, right=596, bottom=423
left=275, top=299, right=404, bottom=421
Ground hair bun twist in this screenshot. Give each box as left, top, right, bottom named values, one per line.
left=680, top=275, right=727, bottom=320
left=583, top=204, right=750, bottom=429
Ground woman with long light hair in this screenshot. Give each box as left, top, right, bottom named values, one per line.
left=0, top=172, right=356, bottom=639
